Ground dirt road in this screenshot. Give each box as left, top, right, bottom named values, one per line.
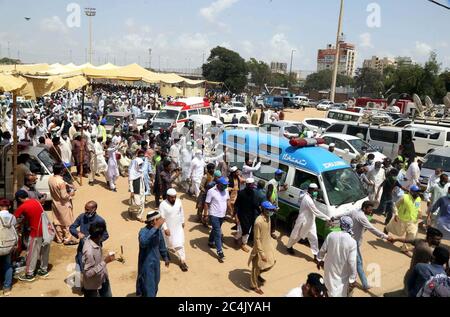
left=8, top=108, right=422, bottom=297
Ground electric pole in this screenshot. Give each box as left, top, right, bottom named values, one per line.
left=330, top=0, right=344, bottom=103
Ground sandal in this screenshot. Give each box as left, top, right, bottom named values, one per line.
left=64, top=241, right=78, bottom=246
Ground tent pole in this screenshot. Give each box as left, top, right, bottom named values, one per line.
left=12, top=93, right=18, bottom=195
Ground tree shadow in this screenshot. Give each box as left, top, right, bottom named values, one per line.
left=189, top=237, right=218, bottom=260
left=367, top=239, right=403, bottom=253
left=355, top=285, right=381, bottom=298
left=228, top=269, right=252, bottom=293
left=383, top=289, right=407, bottom=297
left=188, top=223, right=210, bottom=235
left=121, top=210, right=142, bottom=222
left=126, top=292, right=137, bottom=297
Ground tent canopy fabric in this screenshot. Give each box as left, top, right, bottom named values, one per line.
left=1, top=62, right=212, bottom=86
left=0, top=74, right=28, bottom=92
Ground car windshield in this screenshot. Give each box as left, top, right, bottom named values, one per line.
left=423, top=154, right=450, bottom=171
left=347, top=138, right=376, bottom=153
left=138, top=112, right=154, bottom=120
left=155, top=109, right=178, bottom=120
left=284, top=126, right=301, bottom=135
left=37, top=149, right=55, bottom=173
left=322, top=168, right=367, bottom=206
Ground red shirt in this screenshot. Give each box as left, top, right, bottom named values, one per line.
left=14, top=199, right=43, bottom=238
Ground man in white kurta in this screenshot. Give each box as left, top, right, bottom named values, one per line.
left=317, top=216, right=358, bottom=297
left=160, top=189, right=188, bottom=272
left=286, top=184, right=331, bottom=261
left=106, top=142, right=120, bottom=192
left=189, top=150, right=206, bottom=197
left=367, top=161, right=386, bottom=201
left=59, top=134, right=73, bottom=167
left=405, top=157, right=423, bottom=189
left=180, top=143, right=193, bottom=192
left=129, top=157, right=146, bottom=220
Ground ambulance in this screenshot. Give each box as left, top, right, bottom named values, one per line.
left=151, top=97, right=212, bottom=134
left=220, top=130, right=368, bottom=238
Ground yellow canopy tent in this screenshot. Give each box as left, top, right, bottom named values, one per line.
left=0, top=73, right=27, bottom=92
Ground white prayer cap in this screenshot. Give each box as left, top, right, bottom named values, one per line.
left=309, top=183, right=319, bottom=189
left=195, top=149, right=202, bottom=155
left=146, top=211, right=161, bottom=223
left=230, top=166, right=238, bottom=173
left=167, top=188, right=177, bottom=197
left=246, top=178, right=255, bottom=184
left=329, top=143, right=336, bottom=147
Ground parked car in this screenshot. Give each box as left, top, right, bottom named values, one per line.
left=316, top=100, right=334, bottom=111
left=220, top=108, right=249, bottom=124
left=259, top=121, right=303, bottom=139
left=320, top=133, right=386, bottom=163
left=302, top=118, right=338, bottom=133
left=419, top=147, right=450, bottom=190
left=329, top=103, right=347, bottom=111
left=137, top=110, right=159, bottom=130
left=223, top=124, right=259, bottom=132
left=293, top=96, right=310, bottom=108
left=104, top=112, right=136, bottom=134
left=282, top=97, right=297, bottom=109
left=264, top=96, right=284, bottom=109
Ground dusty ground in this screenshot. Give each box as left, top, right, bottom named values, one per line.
left=6, top=108, right=441, bottom=297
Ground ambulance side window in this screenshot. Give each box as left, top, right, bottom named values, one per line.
left=292, top=170, right=323, bottom=203
left=178, top=111, right=187, bottom=120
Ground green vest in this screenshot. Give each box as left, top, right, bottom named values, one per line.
left=398, top=194, right=421, bottom=222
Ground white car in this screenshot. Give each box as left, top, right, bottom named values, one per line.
left=223, top=101, right=246, bottom=109
left=220, top=108, right=249, bottom=124
left=320, top=133, right=386, bottom=163
left=302, top=118, right=338, bottom=133
left=293, top=96, right=309, bottom=108
left=136, top=110, right=158, bottom=130
left=223, top=124, right=259, bottom=132
left=316, top=100, right=334, bottom=111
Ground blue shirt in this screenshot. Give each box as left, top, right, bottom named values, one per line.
left=70, top=213, right=109, bottom=241
left=431, top=196, right=450, bottom=221
left=407, top=263, right=446, bottom=297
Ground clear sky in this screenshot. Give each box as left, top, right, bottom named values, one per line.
left=0, top=0, right=449, bottom=73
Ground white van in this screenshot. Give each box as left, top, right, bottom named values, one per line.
left=0, top=144, right=55, bottom=201
left=326, top=109, right=363, bottom=123
left=405, top=123, right=450, bottom=155
left=326, top=122, right=414, bottom=159
left=293, top=96, right=309, bottom=108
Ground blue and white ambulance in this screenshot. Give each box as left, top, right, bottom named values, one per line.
left=221, top=130, right=368, bottom=237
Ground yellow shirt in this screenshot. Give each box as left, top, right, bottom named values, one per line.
left=398, top=194, right=421, bottom=222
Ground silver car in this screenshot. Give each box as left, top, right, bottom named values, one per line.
left=420, top=147, right=450, bottom=189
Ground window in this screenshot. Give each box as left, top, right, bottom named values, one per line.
left=334, top=139, right=350, bottom=152
left=369, top=128, right=398, bottom=143
left=347, top=126, right=368, bottom=139
left=260, top=144, right=281, bottom=155
left=200, top=108, right=212, bottom=116
left=254, top=161, right=288, bottom=183
left=188, top=109, right=199, bottom=117
left=37, top=150, right=55, bottom=173
left=285, top=126, right=301, bottom=135
left=322, top=168, right=367, bottom=206
left=178, top=111, right=188, bottom=120
left=447, top=132, right=450, bottom=142
left=429, top=132, right=440, bottom=140
left=414, top=132, right=428, bottom=139
left=422, top=154, right=450, bottom=172
left=326, top=124, right=344, bottom=133
left=292, top=170, right=324, bottom=203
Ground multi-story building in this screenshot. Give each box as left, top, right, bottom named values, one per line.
left=362, top=56, right=396, bottom=73
left=270, top=61, right=288, bottom=74
left=317, top=41, right=356, bottom=77
left=394, top=56, right=413, bottom=66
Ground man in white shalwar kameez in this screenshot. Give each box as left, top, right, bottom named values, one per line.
left=59, top=134, right=73, bottom=168
left=180, top=143, right=193, bottom=192
left=317, top=217, right=358, bottom=297
left=367, top=161, right=386, bottom=202
left=160, top=189, right=188, bottom=272
left=404, top=157, right=424, bottom=189
left=106, top=141, right=120, bottom=192
left=286, top=184, right=331, bottom=261
left=189, top=150, right=206, bottom=197
left=129, top=157, right=146, bottom=221
left=168, top=139, right=181, bottom=168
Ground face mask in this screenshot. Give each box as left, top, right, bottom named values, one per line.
left=312, top=192, right=319, bottom=199
left=368, top=160, right=373, bottom=165
left=87, top=212, right=96, bottom=219
left=268, top=211, right=275, bottom=217
left=351, top=164, right=357, bottom=169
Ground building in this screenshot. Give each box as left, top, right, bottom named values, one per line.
left=394, top=56, right=413, bottom=66
left=270, top=62, right=288, bottom=75
left=317, top=41, right=356, bottom=77
left=363, top=56, right=396, bottom=73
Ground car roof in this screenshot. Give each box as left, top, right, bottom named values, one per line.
left=107, top=112, right=132, bottom=117
left=224, top=107, right=246, bottom=112
left=303, top=118, right=338, bottom=124
left=261, top=121, right=296, bottom=127
left=426, top=147, right=450, bottom=156
left=189, top=115, right=222, bottom=124
left=321, top=133, right=359, bottom=140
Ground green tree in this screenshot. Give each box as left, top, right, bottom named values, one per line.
left=270, top=73, right=290, bottom=87
left=202, top=46, right=248, bottom=93
left=439, top=71, right=450, bottom=93
left=0, top=57, right=21, bottom=64
left=246, top=58, right=271, bottom=89
left=304, top=69, right=354, bottom=91
left=354, top=67, right=384, bottom=97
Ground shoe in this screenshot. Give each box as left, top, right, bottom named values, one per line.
left=258, top=276, right=266, bottom=285
left=287, top=247, right=295, bottom=255
left=208, top=242, right=215, bottom=249
left=112, top=189, right=117, bottom=192
left=180, top=263, right=189, bottom=272
left=218, top=252, right=225, bottom=263
left=64, top=240, right=78, bottom=246
left=271, top=233, right=277, bottom=239
left=89, top=182, right=94, bottom=186
left=18, top=274, right=36, bottom=282
left=383, top=228, right=388, bottom=235
left=241, top=244, right=250, bottom=253
left=3, top=288, right=11, bottom=296
left=251, top=287, right=264, bottom=295
left=37, top=269, right=49, bottom=278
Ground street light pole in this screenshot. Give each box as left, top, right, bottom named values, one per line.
left=289, top=49, right=296, bottom=88
left=330, top=0, right=344, bottom=103
left=85, top=7, right=96, bottom=64
left=149, top=48, right=152, bottom=70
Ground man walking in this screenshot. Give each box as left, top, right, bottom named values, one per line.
left=48, top=163, right=77, bottom=246
left=286, top=184, right=331, bottom=262
left=249, top=201, right=277, bottom=295
left=317, top=217, right=358, bottom=297
left=136, top=211, right=170, bottom=297
left=203, top=177, right=230, bottom=263
left=386, top=185, right=422, bottom=257
left=429, top=186, right=450, bottom=240
left=14, top=191, right=50, bottom=282
left=0, top=199, right=17, bottom=296
left=266, top=169, right=288, bottom=239
left=234, top=178, right=259, bottom=252
left=160, top=189, right=188, bottom=272
left=70, top=201, right=109, bottom=272
left=349, top=201, right=390, bottom=290
left=82, top=222, right=114, bottom=297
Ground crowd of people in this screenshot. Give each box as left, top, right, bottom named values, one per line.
left=0, top=84, right=449, bottom=298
